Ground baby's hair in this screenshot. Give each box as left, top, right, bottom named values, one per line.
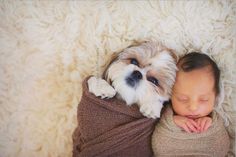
left=177, top=52, right=220, bottom=95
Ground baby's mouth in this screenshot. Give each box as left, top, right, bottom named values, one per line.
left=186, top=115, right=199, bottom=119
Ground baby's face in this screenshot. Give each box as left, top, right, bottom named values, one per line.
left=171, top=67, right=216, bottom=119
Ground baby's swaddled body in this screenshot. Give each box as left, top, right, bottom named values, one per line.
left=152, top=105, right=230, bottom=157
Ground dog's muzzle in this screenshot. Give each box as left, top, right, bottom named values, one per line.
left=125, top=70, right=142, bottom=88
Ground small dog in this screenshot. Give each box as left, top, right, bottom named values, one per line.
left=88, top=41, right=177, bottom=118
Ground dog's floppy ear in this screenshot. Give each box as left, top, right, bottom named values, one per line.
left=126, top=40, right=145, bottom=48
left=102, top=53, right=119, bottom=83
left=167, top=48, right=178, bottom=63
left=126, top=40, right=150, bottom=48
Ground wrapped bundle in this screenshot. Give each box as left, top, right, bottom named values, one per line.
left=73, top=77, right=157, bottom=157
left=152, top=105, right=230, bottom=157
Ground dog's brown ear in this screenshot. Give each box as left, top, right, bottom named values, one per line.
left=167, top=49, right=178, bottom=63
left=102, top=53, right=119, bottom=83
left=127, top=40, right=149, bottom=48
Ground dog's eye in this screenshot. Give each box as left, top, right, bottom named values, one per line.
left=130, top=58, right=139, bottom=66
left=147, top=77, right=159, bottom=86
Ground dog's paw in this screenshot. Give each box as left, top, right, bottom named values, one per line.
left=139, top=103, right=163, bottom=119
left=87, top=76, right=116, bottom=99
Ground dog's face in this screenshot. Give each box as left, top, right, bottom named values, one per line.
left=104, top=42, right=177, bottom=117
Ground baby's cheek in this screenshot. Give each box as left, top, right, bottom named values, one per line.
left=200, top=104, right=214, bottom=116
left=172, top=101, right=187, bottom=116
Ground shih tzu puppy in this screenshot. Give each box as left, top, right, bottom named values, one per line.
left=88, top=41, right=177, bottom=118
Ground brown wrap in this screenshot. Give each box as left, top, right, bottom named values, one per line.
left=72, top=77, right=157, bottom=157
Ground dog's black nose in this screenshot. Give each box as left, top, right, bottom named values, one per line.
left=126, top=70, right=143, bottom=87
left=131, top=70, right=143, bottom=80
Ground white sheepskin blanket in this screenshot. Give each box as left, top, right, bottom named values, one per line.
left=0, top=1, right=235, bottom=157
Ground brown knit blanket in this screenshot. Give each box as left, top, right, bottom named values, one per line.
left=152, top=105, right=230, bottom=157
left=72, top=77, right=158, bottom=157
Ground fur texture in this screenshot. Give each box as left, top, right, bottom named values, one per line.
left=0, top=1, right=235, bottom=157
left=89, top=41, right=177, bottom=118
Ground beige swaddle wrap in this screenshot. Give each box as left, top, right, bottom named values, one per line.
left=152, top=105, right=230, bottom=157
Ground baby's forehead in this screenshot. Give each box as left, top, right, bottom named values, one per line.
left=174, top=68, right=217, bottom=93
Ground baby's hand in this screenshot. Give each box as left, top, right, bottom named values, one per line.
left=173, top=115, right=199, bottom=133
left=195, top=116, right=212, bottom=133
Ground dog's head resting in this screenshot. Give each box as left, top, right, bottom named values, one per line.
left=104, top=41, right=177, bottom=117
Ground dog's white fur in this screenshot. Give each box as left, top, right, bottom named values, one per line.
left=88, top=42, right=177, bottom=118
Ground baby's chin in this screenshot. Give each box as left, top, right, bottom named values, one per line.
left=173, top=110, right=210, bottom=119
left=185, top=113, right=212, bottom=119
left=185, top=115, right=201, bottom=119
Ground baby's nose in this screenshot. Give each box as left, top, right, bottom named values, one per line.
left=189, top=104, right=198, bottom=112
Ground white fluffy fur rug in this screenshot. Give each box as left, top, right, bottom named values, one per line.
left=0, top=1, right=235, bottom=157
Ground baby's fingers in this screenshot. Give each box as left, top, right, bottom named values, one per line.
left=202, top=118, right=212, bottom=131
left=182, top=124, right=191, bottom=133
left=186, top=120, right=199, bottom=133
left=195, top=118, right=203, bottom=132
left=197, top=117, right=212, bottom=132
left=189, top=119, right=200, bottom=130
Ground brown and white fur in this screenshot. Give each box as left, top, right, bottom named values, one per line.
left=88, top=41, right=177, bottom=119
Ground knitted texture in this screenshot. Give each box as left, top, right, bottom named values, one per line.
left=73, top=77, right=158, bottom=157
left=152, top=105, right=230, bottom=157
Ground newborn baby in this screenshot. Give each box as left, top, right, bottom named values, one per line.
left=152, top=52, right=230, bottom=157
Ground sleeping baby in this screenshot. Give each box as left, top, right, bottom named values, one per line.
left=152, top=52, right=230, bottom=157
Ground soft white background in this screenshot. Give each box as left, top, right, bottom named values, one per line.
left=0, top=1, right=235, bottom=157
